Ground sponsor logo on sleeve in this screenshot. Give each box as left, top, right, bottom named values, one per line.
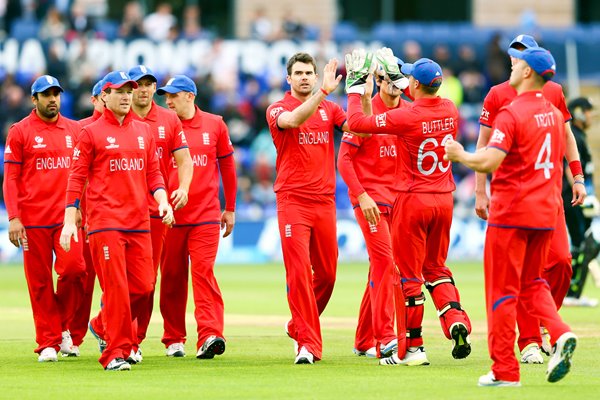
left=73, top=147, right=80, bottom=159
left=4, top=145, right=11, bottom=154
left=480, top=107, right=489, bottom=121
left=33, top=136, right=47, bottom=149
left=342, top=132, right=354, bottom=140
left=375, top=113, right=387, bottom=127
left=105, top=137, right=119, bottom=149
left=490, top=129, right=505, bottom=144
left=269, top=107, right=284, bottom=120
left=179, top=131, right=187, bottom=144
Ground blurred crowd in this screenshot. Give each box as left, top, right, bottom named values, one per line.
left=0, top=1, right=526, bottom=220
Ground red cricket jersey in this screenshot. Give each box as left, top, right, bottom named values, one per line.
left=79, top=110, right=103, bottom=127
left=66, top=109, right=165, bottom=234
left=3, top=110, right=80, bottom=227
left=347, top=94, right=458, bottom=194
left=132, top=101, right=188, bottom=216
left=487, top=91, right=566, bottom=229
left=266, top=91, right=346, bottom=196
left=338, top=93, right=407, bottom=209
left=168, top=106, right=235, bottom=225
left=480, top=81, right=571, bottom=128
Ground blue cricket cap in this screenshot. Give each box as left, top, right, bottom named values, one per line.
left=509, top=34, right=538, bottom=50
left=156, top=75, right=197, bottom=96
left=31, top=75, right=63, bottom=96
left=101, top=71, right=139, bottom=91
left=128, top=65, right=158, bottom=82
left=507, top=46, right=556, bottom=81
left=400, top=58, right=443, bottom=87
left=92, top=79, right=104, bottom=97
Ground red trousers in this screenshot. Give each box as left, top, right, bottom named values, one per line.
left=353, top=210, right=396, bottom=351
left=485, top=226, right=570, bottom=382
left=70, top=236, right=98, bottom=346
left=277, top=192, right=337, bottom=360
left=22, top=226, right=86, bottom=353
left=160, top=224, right=224, bottom=349
left=516, top=208, right=572, bottom=351
left=134, top=217, right=167, bottom=346
left=392, top=192, right=471, bottom=347
left=89, top=231, right=154, bottom=368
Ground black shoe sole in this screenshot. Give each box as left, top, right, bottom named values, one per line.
left=547, top=337, right=577, bottom=383
left=451, top=324, right=471, bottom=359
left=197, top=338, right=226, bottom=359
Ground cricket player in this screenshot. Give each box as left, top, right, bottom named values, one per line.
left=3, top=75, right=86, bottom=362
left=445, top=47, right=577, bottom=386
left=344, top=50, right=472, bottom=366
left=337, top=56, right=409, bottom=358
left=60, top=71, right=174, bottom=371
left=474, top=35, right=585, bottom=362
left=156, top=75, right=237, bottom=359
left=69, top=78, right=105, bottom=355
left=266, top=53, right=348, bottom=364
left=128, top=65, right=193, bottom=355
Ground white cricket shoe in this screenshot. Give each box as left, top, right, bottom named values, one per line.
left=60, top=330, right=75, bottom=356
left=520, top=343, right=544, bottom=364
left=166, top=343, right=186, bottom=357
left=540, top=327, right=552, bottom=356
left=126, top=349, right=143, bottom=364
left=547, top=332, right=577, bottom=383
left=38, top=347, right=58, bottom=362
left=379, top=346, right=430, bottom=366
left=294, top=346, right=314, bottom=364
left=105, top=357, right=131, bottom=371
left=196, top=336, right=226, bottom=359
left=477, top=371, right=521, bottom=387
left=562, top=296, right=599, bottom=307
left=380, top=339, right=398, bottom=358
left=450, top=322, right=472, bottom=359
left=353, top=347, right=377, bottom=358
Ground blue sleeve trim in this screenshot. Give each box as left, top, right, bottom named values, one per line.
left=4, top=160, right=22, bottom=164
left=217, top=151, right=234, bottom=159
left=150, top=187, right=166, bottom=195
left=341, top=140, right=360, bottom=148
left=336, top=119, right=347, bottom=130
left=492, top=295, right=516, bottom=311
left=171, top=145, right=189, bottom=153
left=479, top=122, right=492, bottom=128
left=66, top=198, right=80, bottom=209
left=486, top=145, right=508, bottom=154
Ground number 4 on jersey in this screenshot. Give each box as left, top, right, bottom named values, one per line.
left=535, top=133, right=553, bottom=179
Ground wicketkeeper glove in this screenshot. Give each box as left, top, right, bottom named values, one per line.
left=345, top=49, right=376, bottom=95
left=582, top=194, right=600, bottom=218
left=375, top=47, right=409, bottom=90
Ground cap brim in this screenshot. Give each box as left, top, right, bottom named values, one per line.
left=507, top=48, right=525, bottom=59
left=131, top=74, right=157, bottom=82
left=105, top=80, right=139, bottom=90
left=33, top=84, right=64, bottom=95
left=400, top=63, right=415, bottom=75
left=156, top=85, right=182, bottom=95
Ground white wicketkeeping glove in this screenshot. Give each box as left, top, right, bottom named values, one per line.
left=375, top=47, right=409, bottom=90
left=345, top=49, right=376, bottom=95
left=582, top=194, right=600, bottom=218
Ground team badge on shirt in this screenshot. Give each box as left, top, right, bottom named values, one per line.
left=105, top=137, right=119, bottom=149
left=319, top=109, right=328, bottom=121
left=33, top=136, right=47, bottom=149
left=203, top=133, right=210, bottom=145
left=158, top=126, right=165, bottom=139
left=138, top=136, right=145, bottom=149
left=285, top=224, right=292, bottom=238
left=65, top=135, right=73, bottom=148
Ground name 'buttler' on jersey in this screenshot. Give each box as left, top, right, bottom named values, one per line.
left=168, top=105, right=235, bottom=225
left=66, top=109, right=165, bottom=233
left=346, top=94, right=459, bottom=193
left=266, top=91, right=347, bottom=195
left=4, top=109, right=81, bottom=227
left=487, top=92, right=566, bottom=230
left=131, top=102, right=188, bottom=216
left=339, top=93, right=407, bottom=209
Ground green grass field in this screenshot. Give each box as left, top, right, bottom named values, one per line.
left=1, top=261, right=599, bottom=399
